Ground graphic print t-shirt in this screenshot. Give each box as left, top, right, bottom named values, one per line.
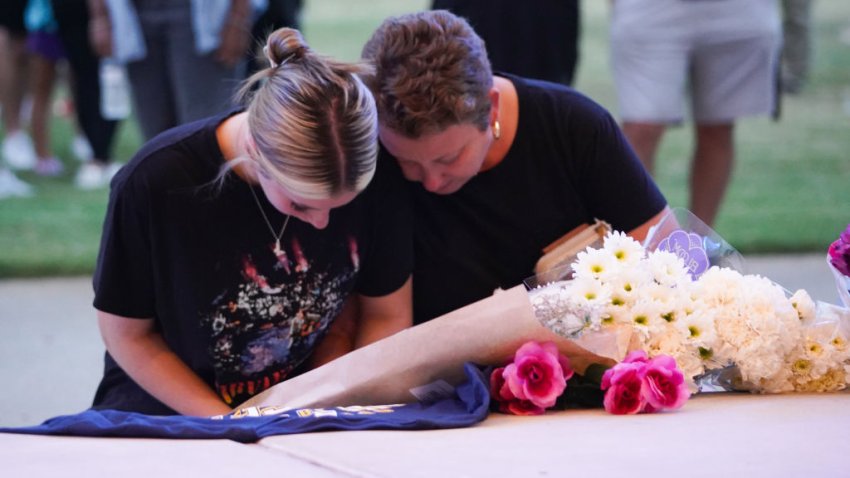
left=92, top=112, right=412, bottom=414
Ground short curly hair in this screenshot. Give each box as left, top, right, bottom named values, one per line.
left=361, top=10, right=493, bottom=138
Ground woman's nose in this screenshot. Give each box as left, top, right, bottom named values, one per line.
left=305, top=209, right=330, bottom=229
left=422, top=170, right=444, bottom=192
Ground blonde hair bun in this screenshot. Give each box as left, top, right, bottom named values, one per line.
left=266, top=27, right=310, bottom=67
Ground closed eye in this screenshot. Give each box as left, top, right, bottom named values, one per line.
left=291, top=202, right=311, bottom=213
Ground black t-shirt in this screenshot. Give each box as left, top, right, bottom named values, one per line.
left=406, top=73, right=666, bottom=323
left=92, top=111, right=412, bottom=414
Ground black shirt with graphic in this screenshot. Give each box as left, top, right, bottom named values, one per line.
left=406, top=73, right=667, bottom=323
left=92, top=111, right=412, bottom=414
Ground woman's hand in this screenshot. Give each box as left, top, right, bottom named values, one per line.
left=307, top=276, right=414, bottom=369
left=86, top=0, right=113, bottom=57
left=97, top=310, right=232, bottom=416
left=307, top=297, right=357, bottom=369
left=215, top=1, right=253, bottom=68
left=354, top=276, right=413, bottom=348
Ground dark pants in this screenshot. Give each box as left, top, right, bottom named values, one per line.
left=50, top=0, right=119, bottom=162
left=432, top=0, right=580, bottom=86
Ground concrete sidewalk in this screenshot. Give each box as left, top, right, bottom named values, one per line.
left=0, top=253, right=844, bottom=428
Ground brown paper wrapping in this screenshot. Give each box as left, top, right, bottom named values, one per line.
left=238, top=285, right=619, bottom=411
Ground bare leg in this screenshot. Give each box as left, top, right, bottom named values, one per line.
left=0, top=28, right=29, bottom=133
left=690, top=123, right=734, bottom=227
left=30, top=55, right=58, bottom=160
left=621, top=121, right=667, bottom=174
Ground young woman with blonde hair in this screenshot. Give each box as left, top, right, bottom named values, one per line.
left=92, top=28, right=412, bottom=416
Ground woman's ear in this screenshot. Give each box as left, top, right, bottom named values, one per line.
left=488, top=87, right=501, bottom=124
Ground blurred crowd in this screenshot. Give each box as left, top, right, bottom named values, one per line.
left=0, top=0, right=302, bottom=199
left=1, top=0, right=812, bottom=219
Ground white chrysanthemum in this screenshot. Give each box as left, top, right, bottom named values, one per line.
left=790, top=289, right=817, bottom=323
left=607, top=266, right=653, bottom=300
left=647, top=250, right=691, bottom=287
left=572, top=247, right=618, bottom=282
left=568, top=276, right=612, bottom=305
left=678, top=311, right=718, bottom=348
left=602, top=231, right=645, bottom=267
left=605, top=301, right=631, bottom=326
left=627, top=299, right=664, bottom=334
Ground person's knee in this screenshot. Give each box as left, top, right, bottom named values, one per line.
left=622, top=122, right=666, bottom=143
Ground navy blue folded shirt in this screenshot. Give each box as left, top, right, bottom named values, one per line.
left=0, top=364, right=489, bottom=443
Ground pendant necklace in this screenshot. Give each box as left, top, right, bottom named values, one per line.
left=248, top=184, right=291, bottom=259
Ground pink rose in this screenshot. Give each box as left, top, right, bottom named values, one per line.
left=490, top=366, right=545, bottom=416
left=503, top=341, right=570, bottom=409
left=601, top=362, right=645, bottom=415
left=641, top=355, right=690, bottom=411
left=622, top=350, right=649, bottom=364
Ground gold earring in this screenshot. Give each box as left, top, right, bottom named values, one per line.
left=492, top=120, right=501, bottom=140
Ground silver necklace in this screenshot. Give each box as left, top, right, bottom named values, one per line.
left=248, top=184, right=291, bottom=258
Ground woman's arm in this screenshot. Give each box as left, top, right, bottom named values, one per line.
left=354, top=276, right=413, bottom=348
left=306, top=297, right=357, bottom=369
left=307, top=276, right=413, bottom=367
left=628, top=205, right=671, bottom=243
left=86, top=0, right=113, bottom=57
left=97, top=310, right=231, bottom=416
left=215, top=0, right=253, bottom=67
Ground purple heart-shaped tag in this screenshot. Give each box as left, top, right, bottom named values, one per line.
left=657, top=229, right=709, bottom=279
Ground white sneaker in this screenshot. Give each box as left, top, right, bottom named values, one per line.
left=104, top=162, right=122, bottom=182
left=71, top=134, right=93, bottom=162
left=75, top=162, right=122, bottom=190
left=0, top=168, right=34, bottom=199
left=2, top=130, right=37, bottom=170
left=34, top=156, right=65, bottom=176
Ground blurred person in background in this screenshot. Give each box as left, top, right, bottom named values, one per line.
left=0, top=0, right=36, bottom=198
left=88, top=0, right=266, bottom=142
left=781, top=0, right=813, bottom=94
left=609, top=0, right=781, bottom=227
left=50, top=0, right=123, bottom=189
left=245, top=0, right=301, bottom=75
left=24, top=0, right=66, bottom=176
left=432, top=0, right=580, bottom=86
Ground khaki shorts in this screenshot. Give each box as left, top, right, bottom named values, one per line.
left=610, top=0, right=781, bottom=123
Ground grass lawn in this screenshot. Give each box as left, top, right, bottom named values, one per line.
left=1, top=0, right=848, bottom=277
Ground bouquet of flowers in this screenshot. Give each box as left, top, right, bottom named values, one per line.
left=239, top=208, right=849, bottom=418
left=527, top=210, right=850, bottom=394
